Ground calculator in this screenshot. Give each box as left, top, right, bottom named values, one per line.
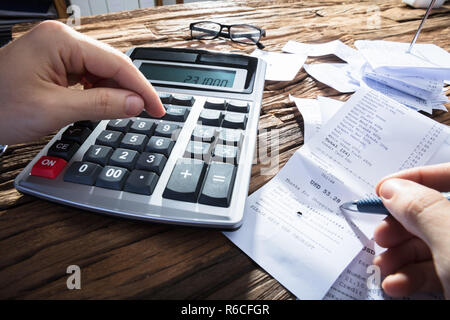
left=14, top=47, right=266, bottom=229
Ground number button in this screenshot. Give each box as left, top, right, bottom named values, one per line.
left=130, top=119, right=155, bottom=135
left=95, top=166, right=129, bottom=190
left=96, top=130, right=123, bottom=148
left=47, top=140, right=80, bottom=161
left=83, top=145, right=113, bottom=166
left=154, top=122, right=180, bottom=138
left=146, top=136, right=174, bottom=157
left=106, top=119, right=131, bottom=132
left=124, top=170, right=159, bottom=195
left=64, top=161, right=102, bottom=185
left=120, top=133, right=148, bottom=152
left=135, top=152, right=167, bottom=175
left=108, top=148, right=138, bottom=170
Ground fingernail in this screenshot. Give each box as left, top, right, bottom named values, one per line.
left=125, top=95, right=144, bottom=116
left=380, top=179, right=402, bottom=200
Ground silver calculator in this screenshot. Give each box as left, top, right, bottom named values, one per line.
left=14, top=47, right=266, bottom=229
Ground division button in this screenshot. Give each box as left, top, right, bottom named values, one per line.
left=47, top=140, right=80, bottom=161
left=124, top=170, right=159, bottom=195
left=63, top=161, right=102, bottom=185
left=199, top=162, right=237, bottom=207
left=204, top=98, right=227, bottom=110
left=198, top=109, right=223, bottom=127
left=83, top=145, right=113, bottom=166
left=61, top=125, right=92, bottom=144
left=227, top=100, right=249, bottom=113
left=95, top=166, right=129, bottom=190
left=96, top=130, right=124, bottom=148
left=222, top=113, right=247, bottom=129
left=162, top=159, right=206, bottom=202
left=135, top=152, right=167, bottom=175
left=31, top=156, right=67, bottom=179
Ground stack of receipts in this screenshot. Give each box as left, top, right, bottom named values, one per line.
left=224, top=87, right=449, bottom=299
left=282, top=40, right=450, bottom=113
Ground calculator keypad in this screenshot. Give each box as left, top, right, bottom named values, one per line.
left=48, top=93, right=252, bottom=207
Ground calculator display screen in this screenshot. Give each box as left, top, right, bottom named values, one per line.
left=139, top=63, right=236, bottom=88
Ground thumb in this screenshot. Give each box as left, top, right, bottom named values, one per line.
left=379, top=178, right=450, bottom=250
left=60, top=86, right=145, bottom=121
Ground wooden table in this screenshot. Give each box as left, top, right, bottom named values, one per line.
left=1, top=0, right=449, bottom=299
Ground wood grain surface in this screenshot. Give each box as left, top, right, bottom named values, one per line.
left=1, top=0, right=449, bottom=299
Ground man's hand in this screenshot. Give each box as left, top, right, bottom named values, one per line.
left=373, top=162, right=450, bottom=298
left=0, top=20, right=165, bottom=145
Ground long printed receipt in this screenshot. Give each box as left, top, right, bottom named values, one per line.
left=224, top=87, right=449, bottom=299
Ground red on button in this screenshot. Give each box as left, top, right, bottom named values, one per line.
left=31, top=156, right=67, bottom=179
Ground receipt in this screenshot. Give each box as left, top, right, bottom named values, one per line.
left=282, top=40, right=365, bottom=65
left=225, top=87, right=449, bottom=299
left=251, top=49, right=307, bottom=81
left=355, top=40, right=450, bottom=80
left=304, top=64, right=359, bottom=93
left=325, top=239, right=443, bottom=300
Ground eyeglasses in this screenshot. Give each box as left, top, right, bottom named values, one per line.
left=189, top=21, right=266, bottom=49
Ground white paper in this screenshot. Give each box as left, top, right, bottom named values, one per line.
left=355, top=40, right=450, bottom=80
left=225, top=88, right=449, bottom=299
left=289, top=96, right=322, bottom=142
left=304, top=64, right=359, bottom=93
left=317, top=96, right=344, bottom=123
left=324, top=239, right=443, bottom=300
left=251, top=49, right=307, bottom=81
left=282, top=40, right=365, bottom=65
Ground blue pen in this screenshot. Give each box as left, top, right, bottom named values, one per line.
left=340, top=192, right=450, bottom=215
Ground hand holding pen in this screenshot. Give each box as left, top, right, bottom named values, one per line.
left=347, top=163, right=450, bottom=299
